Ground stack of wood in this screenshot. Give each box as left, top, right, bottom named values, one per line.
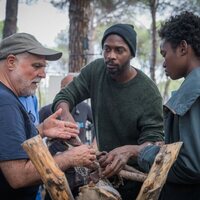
left=22, top=135, right=182, bottom=200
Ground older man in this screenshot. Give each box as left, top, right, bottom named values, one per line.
left=52, top=24, right=164, bottom=200
left=0, top=33, right=96, bottom=200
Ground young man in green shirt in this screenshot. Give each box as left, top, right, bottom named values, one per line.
left=52, top=23, right=164, bottom=199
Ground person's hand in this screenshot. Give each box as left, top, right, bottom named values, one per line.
left=66, top=144, right=97, bottom=168
left=38, top=108, right=79, bottom=139
left=56, top=102, right=76, bottom=123
left=99, top=146, right=133, bottom=178
left=155, top=141, right=164, bottom=146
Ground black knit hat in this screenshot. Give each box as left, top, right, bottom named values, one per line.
left=101, top=23, right=137, bottom=56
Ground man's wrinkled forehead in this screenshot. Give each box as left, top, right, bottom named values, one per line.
left=15, top=53, right=47, bottom=67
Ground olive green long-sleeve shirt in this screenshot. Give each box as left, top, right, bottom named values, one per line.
left=53, top=58, right=164, bottom=153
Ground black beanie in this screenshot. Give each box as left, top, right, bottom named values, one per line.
left=101, top=23, right=137, bottom=56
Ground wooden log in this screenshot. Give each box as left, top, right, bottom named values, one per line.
left=119, top=170, right=147, bottom=182
left=76, top=184, right=120, bottom=200
left=124, top=165, right=147, bottom=175
left=22, top=135, right=74, bottom=200
left=136, top=142, right=183, bottom=200
left=76, top=180, right=122, bottom=200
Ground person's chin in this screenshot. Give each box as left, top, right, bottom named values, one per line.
left=26, top=89, right=36, bottom=96
left=107, top=69, right=116, bottom=76
left=108, top=73, right=119, bottom=81
left=165, top=73, right=169, bottom=77
left=107, top=67, right=116, bottom=72
left=166, top=73, right=178, bottom=80
left=165, top=70, right=171, bottom=77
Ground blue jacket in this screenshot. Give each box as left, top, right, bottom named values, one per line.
left=164, top=67, right=200, bottom=184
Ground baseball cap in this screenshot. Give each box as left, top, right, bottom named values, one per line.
left=0, top=32, right=62, bottom=61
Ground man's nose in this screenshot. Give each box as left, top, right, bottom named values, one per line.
left=38, top=67, right=46, bottom=78
left=107, top=50, right=116, bottom=59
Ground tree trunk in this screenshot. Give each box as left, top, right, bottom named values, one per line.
left=68, top=0, right=91, bottom=72
left=3, top=0, right=18, bottom=38
left=149, top=0, right=158, bottom=83
left=87, top=1, right=96, bottom=64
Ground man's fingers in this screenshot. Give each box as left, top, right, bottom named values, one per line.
left=89, top=154, right=97, bottom=161
left=51, top=108, right=62, bottom=119
left=64, top=124, right=79, bottom=134
left=98, top=155, right=107, bottom=164
left=99, top=156, right=113, bottom=168
left=64, top=121, right=78, bottom=128
left=59, top=133, right=78, bottom=139
left=102, top=159, right=122, bottom=178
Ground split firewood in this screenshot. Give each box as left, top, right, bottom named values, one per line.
left=22, top=135, right=74, bottom=200
left=136, top=142, right=183, bottom=200
left=22, top=132, right=182, bottom=200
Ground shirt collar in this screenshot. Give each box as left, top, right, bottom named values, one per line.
left=165, top=67, right=200, bottom=116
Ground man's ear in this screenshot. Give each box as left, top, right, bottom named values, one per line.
left=6, top=55, right=16, bottom=70
left=179, top=40, right=188, bottom=56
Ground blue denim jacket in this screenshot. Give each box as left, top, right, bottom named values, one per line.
left=164, top=67, right=200, bottom=184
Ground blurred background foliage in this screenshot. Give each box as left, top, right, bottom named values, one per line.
left=1, top=0, right=200, bottom=105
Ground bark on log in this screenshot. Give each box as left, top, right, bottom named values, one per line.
left=136, top=142, right=183, bottom=200
left=119, top=170, right=147, bottom=182
left=124, top=165, right=146, bottom=175
left=22, top=135, right=74, bottom=200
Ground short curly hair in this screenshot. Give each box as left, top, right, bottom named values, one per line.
left=158, top=11, right=200, bottom=57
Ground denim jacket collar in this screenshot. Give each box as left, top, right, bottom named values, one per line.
left=165, top=67, right=200, bottom=116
